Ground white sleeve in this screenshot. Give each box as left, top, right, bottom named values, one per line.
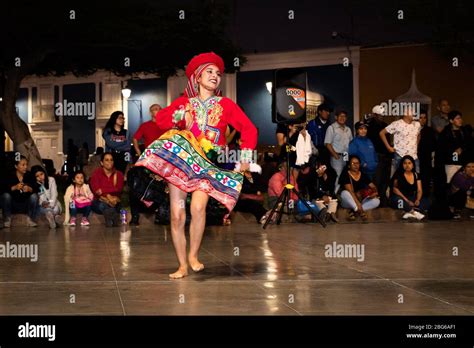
left=385, top=121, right=398, bottom=135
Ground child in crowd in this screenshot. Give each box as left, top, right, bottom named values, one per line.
left=64, top=171, right=94, bottom=226
left=31, top=166, right=62, bottom=229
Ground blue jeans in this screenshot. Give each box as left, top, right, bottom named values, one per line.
left=0, top=192, right=38, bottom=219
left=330, top=156, right=346, bottom=192
left=70, top=206, right=92, bottom=218
left=390, top=194, right=430, bottom=213
left=340, top=190, right=380, bottom=212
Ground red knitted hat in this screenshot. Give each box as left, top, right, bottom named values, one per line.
left=185, top=52, right=225, bottom=78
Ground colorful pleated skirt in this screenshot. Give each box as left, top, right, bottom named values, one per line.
left=134, top=129, right=243, bottom=212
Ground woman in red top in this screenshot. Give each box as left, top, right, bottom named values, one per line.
left=136, top=52, right=257, bottom=279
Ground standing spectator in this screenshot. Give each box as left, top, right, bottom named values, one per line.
left=432, top=99, right=451, bottom=134
left=102, top=111, right=130, bottom=174
left=390, top=155, right=429, bottom=220
left=417, top=111, right=436, bottom=197
left=325, top=110, right=353, bottom=192
left=380, top=107, right=421, bottom=176
left=339, top=155, right=380, bottom=221
left=0, top=156, right=39, bottom=227
left=83, top=147, right=104, bottom=182
left=276, top=123, right=305, bottom=181
left=90, top=152, right=124, bottom=227
left=438, top=110, right=473, bottom=183
left=64, top=170, right=94, bottom=226
left=32, top=165, right=62, bottom=229
left=77, top=142, right=90, bottom=170
left=307, top=103, right=332, bottom=165
left=448, top=161, right=474, bottom=219
left=367, top=105, right=392, bottom=206
left=66, top=138, right=78, bottom=177
left=132, top=104, right=164, bottom=158
left=349, top=121, right=378, bottom=180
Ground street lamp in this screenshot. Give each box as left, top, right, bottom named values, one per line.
left=266, top=82, right=272, bottom=94
left=121, top=85, right=131, bottom=99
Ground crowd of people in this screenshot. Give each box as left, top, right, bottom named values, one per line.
left=273, top=100, right=474, bottom=222
left=1, top=97, right=473, bottom=229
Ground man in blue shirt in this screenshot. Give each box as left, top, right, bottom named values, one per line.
left=349, top=121, right=378, bottom=180
left=307, top=103, right=332, bottom=165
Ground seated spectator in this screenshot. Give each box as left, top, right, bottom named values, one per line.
left=127, top=166, right=166, bottom=226
left=390, top=155, right=429, bottom=221
left=339, top=155, right=380, bottom=221
left=31, top=165, right=62, bottom=229
left=298, top=156, right=338, bottom=222
left=448, top=161, right=474, bottom=219
left=0, top=156, right=39, bottom=227
left=268, top=160, right=298, bottom=209
left=90, top=152, right=124, bottom=227
left=349, top=121, right=378, bottom=179
left=234, top=170, right=268, bottom=224
left=438, top=111, right=473, bottom=183
left=64, top=170, right=94, bottom=226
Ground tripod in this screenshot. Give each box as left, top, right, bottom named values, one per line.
left=263, top=127, right=326, bottom=229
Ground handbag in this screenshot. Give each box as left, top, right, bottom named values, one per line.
left=73, top=187, right=92, bottom=208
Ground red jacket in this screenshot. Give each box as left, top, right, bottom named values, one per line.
left=90, top=168, right=124, bottom=198
left=156, top=96, right=257, bottom=150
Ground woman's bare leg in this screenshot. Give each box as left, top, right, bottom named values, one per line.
left=188, top=190, right=209, bottom=272
left=168, top=184, right=189, bottom=279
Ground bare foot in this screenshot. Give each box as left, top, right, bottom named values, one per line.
left=169, top=265, right=188, bottom=279
left=189, top=257, right=204, bottom=272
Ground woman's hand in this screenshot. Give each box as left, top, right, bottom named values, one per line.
left=23, top=185, right=33, bottom=193
left=407, top=200, right=415, bottom=207
left=414, top=199, right=420, bottom=207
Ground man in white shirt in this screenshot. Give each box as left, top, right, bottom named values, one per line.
left=325, top=110, right=353, bottom=192
left=379, top=108, right=421, bottom=176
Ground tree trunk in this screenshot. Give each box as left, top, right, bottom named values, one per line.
left=0, top=68, right=43, bottom=168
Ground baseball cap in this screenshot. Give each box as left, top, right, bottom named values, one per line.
left=372, top=104, right=385, bottom=115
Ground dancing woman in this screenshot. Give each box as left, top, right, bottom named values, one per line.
left=136, top=52, right=258, bottom=279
